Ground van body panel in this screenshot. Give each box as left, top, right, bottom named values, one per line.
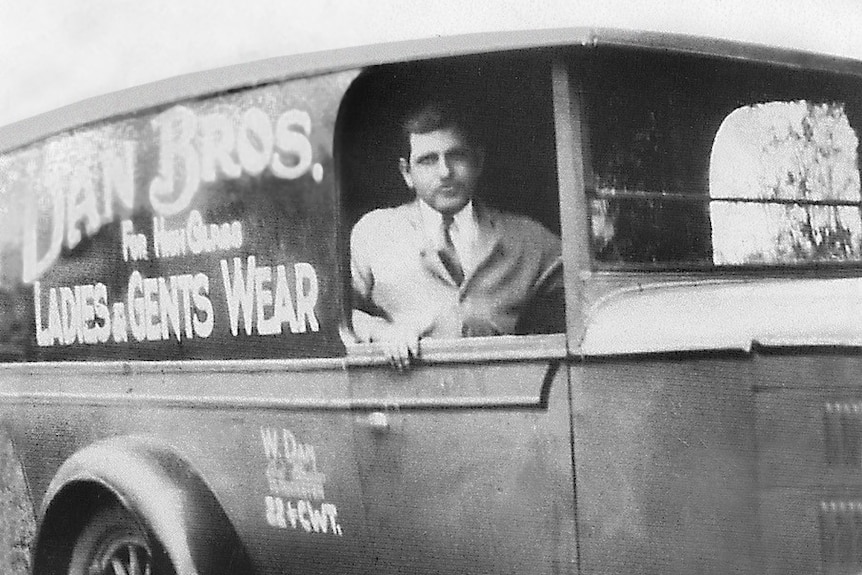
left=0, top=69, right=355, bottom=363
left=571, top=357, right=761, bottom=574
left=580, top=277, right=862, bottom=355
left=753, top=355, right=862, bottom=575
left=3, top=364, right=372, bottom=575
left=348, top=359, right=577, bottom=575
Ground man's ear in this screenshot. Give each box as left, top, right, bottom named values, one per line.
left=399, top=158, right=414, bottom=189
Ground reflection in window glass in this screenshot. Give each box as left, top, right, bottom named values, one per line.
left=584, top=49, right=717, bottom=266
left=710, top=101, right=862, bottom=265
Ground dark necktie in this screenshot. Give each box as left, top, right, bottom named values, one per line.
left=439, top=214, right=464, bottom=286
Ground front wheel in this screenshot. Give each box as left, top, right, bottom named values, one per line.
left=67, top=504, right=174, bottom=575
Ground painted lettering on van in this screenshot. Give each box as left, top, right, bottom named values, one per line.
left=33, top=258, right=321, bottom=346
left=22, top=104, right=322, bottom=284
left=221, top=257, right=319, bottom=336
left=122, top=210, right=245, bottom=263
left=264, top=496, right=343, bottom=536
left=23, top=141, right=137, bottom=283
left=152, top=211, right=244, bottom=259
left=33, top=270, right=213, bottom=346
left=149, top=105, right=323, bottom=217
left=261, top=427, right=326, bottom=499
left=260, top=427, right=342, bottom=535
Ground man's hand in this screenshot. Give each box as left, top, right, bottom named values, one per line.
left=368, top=323, right=421, bottom=371
left=352, top=310, right=434, bottom=371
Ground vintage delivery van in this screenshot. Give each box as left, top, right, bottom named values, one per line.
left=1, top=26, right=862, bottom=575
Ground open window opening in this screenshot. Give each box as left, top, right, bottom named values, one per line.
left=335, top=52, right=565, bottom=351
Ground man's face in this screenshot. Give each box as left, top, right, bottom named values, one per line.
left=399, top=126, right=484, bottom=216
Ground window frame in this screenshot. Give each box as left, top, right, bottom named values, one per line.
left=339, top=54, right=582, bottom=364
left=576, top=46, right=862, bottom=275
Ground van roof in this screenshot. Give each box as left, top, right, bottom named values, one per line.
left=2, top=26, right=860, bottom=153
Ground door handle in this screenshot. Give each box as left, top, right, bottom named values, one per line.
left=366, top=411, right=390, bottom=432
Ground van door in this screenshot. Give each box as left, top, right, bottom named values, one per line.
left=339, top=53, right=579, bottom=575
left=348, top=337, right=575, bottom=575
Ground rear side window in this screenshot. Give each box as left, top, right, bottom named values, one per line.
left=710, top=101, right=861, bottom=264
left=579, top=47, right=862, bottom=269
left=0, top=71, right=355, bottom=361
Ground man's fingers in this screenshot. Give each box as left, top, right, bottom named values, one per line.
left=405, top=335, right=420, bottom=359
left=386, top=341, right=410, bottom=371
left=370, top=325, right=420, bottom=371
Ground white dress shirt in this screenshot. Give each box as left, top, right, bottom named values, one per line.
left=417, top=199, right=479, bottom=276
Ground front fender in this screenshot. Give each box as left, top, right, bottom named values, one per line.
left=35, top=435, right=252, bottom=575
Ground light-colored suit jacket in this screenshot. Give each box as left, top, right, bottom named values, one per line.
left=350, top=200, right=564, bottom=339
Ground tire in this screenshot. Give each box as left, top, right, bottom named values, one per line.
left=67, top=504, right=174, bottom=575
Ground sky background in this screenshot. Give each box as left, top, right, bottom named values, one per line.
left=2, top=0, right=862, bottom=128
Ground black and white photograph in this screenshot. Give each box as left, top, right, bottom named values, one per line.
left=2, top=1, right=862, bottom=573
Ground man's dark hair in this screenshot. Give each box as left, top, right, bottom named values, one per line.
left=399, top=99, right=482, bottom=158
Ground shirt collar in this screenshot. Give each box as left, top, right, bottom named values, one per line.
left=417, top=199, right=480, bottom=273
left=418, top=199, right=475, bottom=232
